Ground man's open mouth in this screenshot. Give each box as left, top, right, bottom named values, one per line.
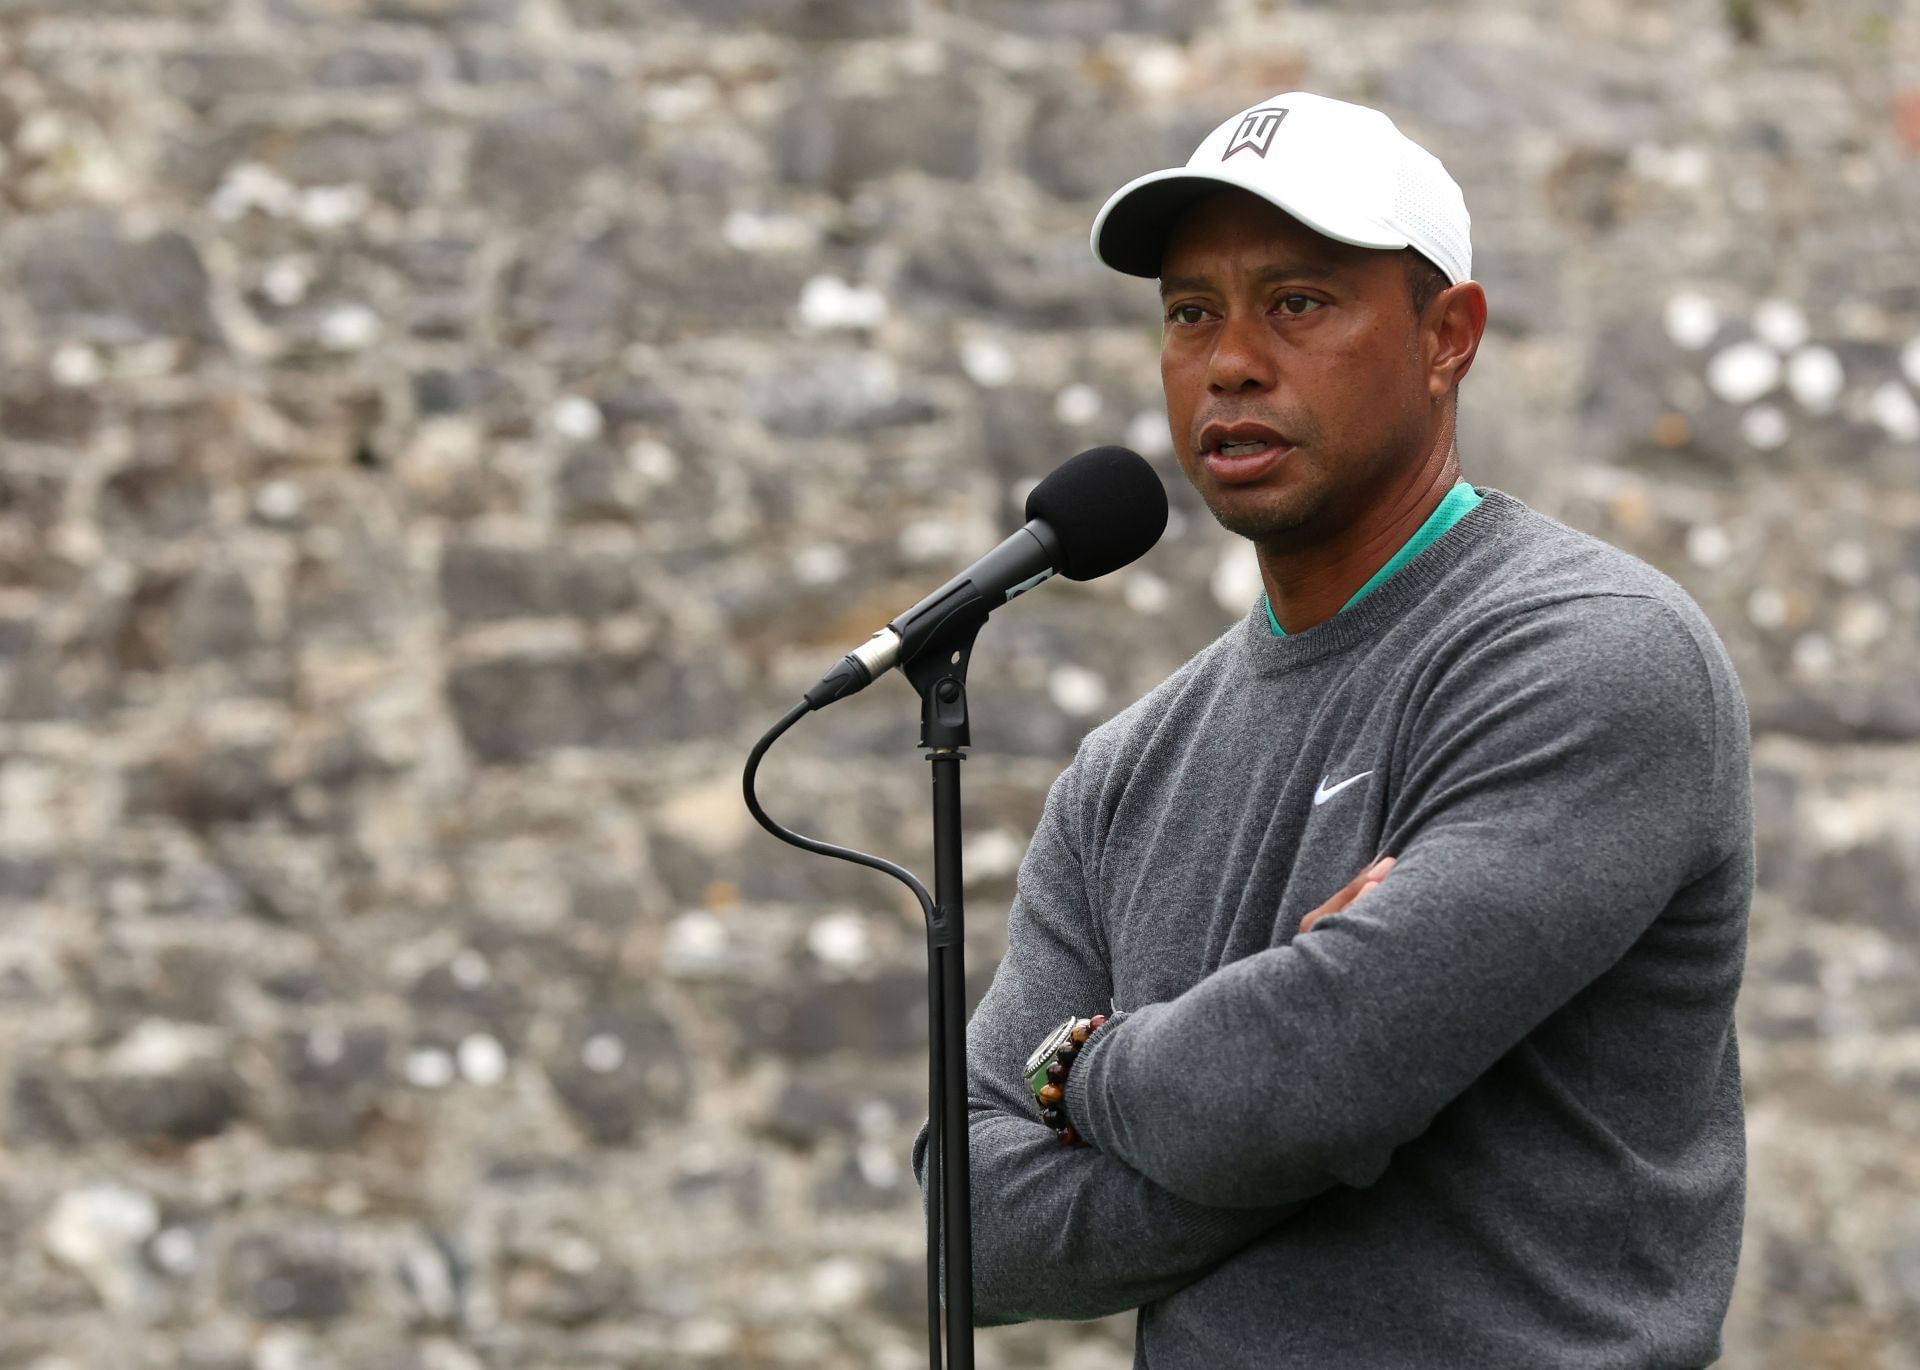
left=1200, top=424, right=1295, bottom=483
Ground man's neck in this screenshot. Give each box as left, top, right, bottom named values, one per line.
left=1258, top=443, right=1461, bottom=635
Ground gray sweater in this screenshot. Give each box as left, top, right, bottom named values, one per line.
left=915, top=489, right=1752, bottom=1368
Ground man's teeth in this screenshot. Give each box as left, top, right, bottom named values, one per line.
left=1216, top=440, right=1271, bottom=456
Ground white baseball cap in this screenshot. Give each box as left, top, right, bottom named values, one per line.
left=1090, top=91, right=1471, bottom=285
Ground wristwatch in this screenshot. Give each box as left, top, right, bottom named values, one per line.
left=1022, top=1014, right=1105, bottom=1145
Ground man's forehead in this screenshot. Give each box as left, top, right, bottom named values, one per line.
left=1158, top=259, right=1342, bottom=297
left=1157, top=189, right=1373, bottom=284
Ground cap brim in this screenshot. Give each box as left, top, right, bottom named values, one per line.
left=1091, top=168, right=1410, bottom=279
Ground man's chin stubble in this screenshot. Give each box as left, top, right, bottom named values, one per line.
left=1203, top=490, right=1320, bottom=544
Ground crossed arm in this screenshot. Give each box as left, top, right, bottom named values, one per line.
left=919, top=596, right=1739, bottom=1319
left=1064, top=599, right=1733, bottom=1206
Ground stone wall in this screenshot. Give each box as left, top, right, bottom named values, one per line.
left=0, top=1, right=1916, bottom=1366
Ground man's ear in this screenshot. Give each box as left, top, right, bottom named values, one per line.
left=1426, top=281, right=1488, bottom=399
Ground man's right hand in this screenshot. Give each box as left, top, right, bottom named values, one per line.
left=1298, top=855, right=1396, bottom=935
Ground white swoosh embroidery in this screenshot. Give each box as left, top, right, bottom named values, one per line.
left=1313, top=771, right=1373, bottom=806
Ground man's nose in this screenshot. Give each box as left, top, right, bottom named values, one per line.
left=1206, top=311, right=1274, bottom=394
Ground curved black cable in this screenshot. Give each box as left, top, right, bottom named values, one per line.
left=743, top=701, right=937, bottom=924
left=743, top=699, right=945, bottom=1369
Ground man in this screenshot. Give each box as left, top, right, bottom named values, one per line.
left=914, top=93, right=1752, bottom=1367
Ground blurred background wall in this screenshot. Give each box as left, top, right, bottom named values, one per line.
left=0, top=0, right=1916, bottom=1367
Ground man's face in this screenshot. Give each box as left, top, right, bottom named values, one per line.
left=1158, top=189, right=1438, bottom=544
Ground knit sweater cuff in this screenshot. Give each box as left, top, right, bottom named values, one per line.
left=1063, top=1009, right=1127, bottom=1152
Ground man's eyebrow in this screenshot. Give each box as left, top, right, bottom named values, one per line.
left=1157, top=262, right=1342, bottom=298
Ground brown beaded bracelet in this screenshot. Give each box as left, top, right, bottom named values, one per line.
left=1023, top=1014, right=1108, bottom=1147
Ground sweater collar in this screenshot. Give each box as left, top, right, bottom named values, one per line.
left=1266, top=480, right=1483, bottom=635
left=1241, top=487, right=1523, bottom=675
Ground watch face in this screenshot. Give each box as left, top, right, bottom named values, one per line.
left=1023, top=1017, right=1078, bottom=1086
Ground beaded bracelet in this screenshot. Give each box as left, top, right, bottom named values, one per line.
left=1022, top=1014, right=1108, bottom=1147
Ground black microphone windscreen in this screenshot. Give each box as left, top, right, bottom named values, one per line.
left=1024, top=446, right=1169, bottom=581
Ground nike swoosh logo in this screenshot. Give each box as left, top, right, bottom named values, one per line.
left=1313, top=771, right=1374, bottom=806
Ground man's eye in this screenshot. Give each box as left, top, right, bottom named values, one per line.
left=1166, top=304, right=1209, bottom=325
left=1277, top=295, right=1322, bottom=315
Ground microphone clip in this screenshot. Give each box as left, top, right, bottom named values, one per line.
left=903, top=612, right=984, bottom=752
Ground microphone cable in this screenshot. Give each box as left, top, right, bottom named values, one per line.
left=742, top=700, right=947, bottom=1370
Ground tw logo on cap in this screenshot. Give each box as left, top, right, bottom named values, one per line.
left=1222, top=106, right=1289, bottom=160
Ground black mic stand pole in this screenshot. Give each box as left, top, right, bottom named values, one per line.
left=904, top=627, right=981, bottom=1370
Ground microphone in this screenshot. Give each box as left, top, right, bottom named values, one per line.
left=803, top=446, right=1168, bottom=710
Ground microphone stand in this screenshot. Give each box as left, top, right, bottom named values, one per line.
left=903, top=621, right=982, bottom=1370
left=744, top=607, right=1000, bottom=1370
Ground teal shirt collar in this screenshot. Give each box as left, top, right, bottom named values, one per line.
left=1266, top=481, right=1483, bottom=636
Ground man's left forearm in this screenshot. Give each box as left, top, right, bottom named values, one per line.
left=914, top=1105, right=1295, bottom=1325
left=1064, top=848, right=1689, bottom=1208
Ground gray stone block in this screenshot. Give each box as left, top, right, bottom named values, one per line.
left=160, top=117, right=439, bottom=212
left=261, top=1025, right=391, bottom=1148
left=126, top=739, right=284, bottom=829
left=408, top=959, right=532, bottom=1046
left=7, top=1063, right=87, bottom=1147
left=266, top=0, right=522, bottom=24
left=411, top=366, right=511, bottom=418
left=161, top=48, right=305, bottom=113
left=78, top=944, right=234, bottom=1026
left=439, top=540, right=640, bottom=622
left=777, top=73, right=983, bottom=192
left=0, top=382, right=100, bottom=445
left=445, top=649, right=733, bottom=762
left=225, top=1234, right=360, bottom=1323
left=92, top=1068, right=242, bottom=1147
left=468, top=105, right=638, bottom=223
left=1025, top=91, right=1213, bottom=202
left=18, top=214, right=221, bottom=346
left=571, top=0, right=914, bottom=34
left=543, top=1009, right=690, bottom=1145
left=96, top=466, right=215, bottom=550
left=0, top=0, right=229, bottom=13
left=814, top=1151, right=911, bottom=1213
left=761, top=1068, right=868, bottom=1150
left=955, top=0, right=1213, bottom=39
left=172, top=565, right=266, bottom=665
left=720, top=969, right=935, bottom=1062
left=0, top=855, right=54, bottom=901
left=439, top=543, right=561, bottom=624
left=500, top=230, right=635, bottom=341
left=497, top=1229, right=630, bottom=1327
left=901, top=205, right=1149, bottom=326
left=314, top=46, right=431, bottom=89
